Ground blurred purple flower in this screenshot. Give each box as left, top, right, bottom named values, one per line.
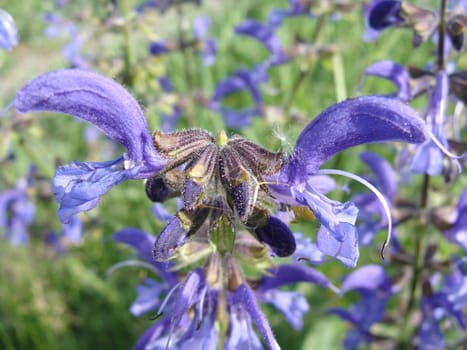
left=445, top=190, right=467, bottom=250
left=0, top=167, right=37, bottom=245
left=113, top=228, right=337, bottom=349
left=329, top=265, right=395, bottom=349
left=420, top=258, right=467, bottom=349
left=193, top=15, right=217, bottom=65
left=0, top=187, right=35, bottom=245
left=149, top=40, right=169, bottom=55
left=235, top=19, right=287, bottom=65
left=43, top=13, right=89, bottom=69
left=268, top=0, right=313, bottom=28
left=352, top=151, right=397, bottom=246
left=361, top=60, right=411, bottom=101
left=412, top=71, right=450, bottom=176
left=0, top=8, right=18, bottom=50
left=210, top=62, right=270, bottom=127
left=14, top=70, right=167, bottom=223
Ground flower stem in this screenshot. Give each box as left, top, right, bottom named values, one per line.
left=283, top=14, right=328, bottom=114
left=436, top=0, right=447, bottom=71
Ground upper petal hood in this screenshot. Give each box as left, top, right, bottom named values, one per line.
left=282, top=96, right=426, bottom=183
left=14, top=69, right=165, bottom=172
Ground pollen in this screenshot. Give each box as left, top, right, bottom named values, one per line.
left=216, top=130, right=228, bottom=146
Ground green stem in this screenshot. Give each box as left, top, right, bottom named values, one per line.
left=332, top=51, right=347, bottom=102
left=283, top=14, right=328, bottom=114
left=436, top=0, right=447, bottom=71
left=399, top=174, right=430, bottom=345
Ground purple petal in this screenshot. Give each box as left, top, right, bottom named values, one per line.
left=113, top=227, right=156, bottom=262
left=295, top=184, right=359, bottom=241
left=52, top=158, right=141, bottom=223
left=171, top=269, right=205, bottom=327
left=221, top=107, right=259, bottom=128
left=130, top=278, right=165, bottom=316
left=0, top=9, right=18, bottom=51
left=231, top=284, right=280, bottom=350
left=15, top=69, right=164, bottom=172
left=235, top=20, right=285, bottom=61
left=193, top=15, right=210, bottom=39
left=259, top=289, right=309, bottom=330
left=254, top=216, right=296, bottom=257
left=226, top=306, right=263, bottom=350
left=293, top=232, right=327, bottom=264
left=419, top=297, right=445, bottom=350
left=317, top=225, right=359, bottom=268
left=360, top=151, right=397, bottom=199
left=283, top=96, right=426, bottom=182
left=113, top=227, right=177, bottom=283
left=363, top=60, right=411, bottom=101
left=153, top=216, right=189, bottom=261
left=61, top=214, right=82, bottom=243
left=258, top=264, right=338, bottom=291
left=341, top=264, right=391, bottom=293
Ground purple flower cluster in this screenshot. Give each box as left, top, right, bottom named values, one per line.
left=12, top=67, right=426, bottom=348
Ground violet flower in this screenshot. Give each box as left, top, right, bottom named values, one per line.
left=412, top=71, right=451, bottom=176
left=235, top=19, right=287, bottom=65
left=14, top=70, right=167, bottom=223
left=0, top=186, right=35, bottom=245
left=210, top=62, right=270, bottom=127
left=0, top=167, right=37, bottom=245
left=329, top=265, right=395, bottom=349
left=193, top=15, right=217, bottom=66
left=113, top=228, right=337, bottom=349
left=43, top=13, right=89, bottom=69
left=15, top=70, right=425, bottom=264
left=420, top=258, right=467, bottom=349
left=0, top=8, right=18, bottom=51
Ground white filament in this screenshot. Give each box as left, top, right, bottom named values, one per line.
left=427, top=129, right=464, bottom=173
left=105, top=260, right=160, bottom=277
left=317, top=168, right=393, bottom=258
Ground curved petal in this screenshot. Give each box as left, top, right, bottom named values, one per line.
left=0, top=9, right=18, bottom=51
left=231, top=284, right=280, bottom=350
left=283, top=96, right=426, bottom=182
left=52, top=158, right=141, bottom=223
left=341, top=265, right=390, bottom=293
left=360, top=151, right=397, bottom=199
left=14, top=69, right=165, bottom=172
left=113, top=227, right=177, bottom=283
left=363, top=60, right=411, bottom=101
left=258, top=264, right=338, bottom=292
left=153, top=216, right=189, bottom=261
left=317, top=225, right=359, bottom=268
left=259, top=289, right=309, bottom=330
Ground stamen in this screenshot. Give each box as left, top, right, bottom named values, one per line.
left=317, top=168, right=393, bottom=260
left=0, top=99, right=14, bottom=118
left=105, top=260, right=160, bottom=277
left=427, top=129, right=464, bottom=173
